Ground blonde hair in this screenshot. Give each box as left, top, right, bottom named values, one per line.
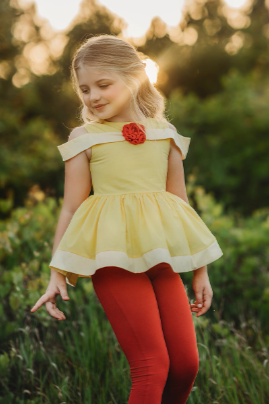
left=70, top=34, right=169, bottom=128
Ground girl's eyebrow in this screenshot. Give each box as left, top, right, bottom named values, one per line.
left=79, top=78, right=112, bottom=88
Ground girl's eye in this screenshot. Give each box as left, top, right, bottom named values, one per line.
left=82, top=85, right=108, bottom=94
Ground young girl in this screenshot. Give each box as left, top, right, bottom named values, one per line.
left=31, top=34, right=223, bottom=403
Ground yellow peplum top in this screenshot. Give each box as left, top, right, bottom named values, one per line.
left=49, top=118, right=223, bottom=287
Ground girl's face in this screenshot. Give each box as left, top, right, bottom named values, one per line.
left=77, top=66, right=134, bottom=122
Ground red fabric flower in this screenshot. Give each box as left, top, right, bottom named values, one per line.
left=122, top=123, right=146, bottom=145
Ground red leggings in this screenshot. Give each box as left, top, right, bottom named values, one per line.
left=91, top=263, right=199, bottom=404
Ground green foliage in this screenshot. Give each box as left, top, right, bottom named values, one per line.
left=0, top=111, right=65, bottom=210
left=0, top=196, right=58, bottom=344
left=169, top=69, right=269, bottom=215
left=182, top=174, right=269, bottom=337
left=188, top=316, right=269, bottom=404
left=143, top=0, right=269, bottom=98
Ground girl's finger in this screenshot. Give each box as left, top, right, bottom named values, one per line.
left=55, top=307, right=66, bottom=319
left=46, top=303, right=66, bottom=320
left=196, top=310, right=205, bottom=317
left=190, top=304, right=203, bottom=310
left=192, top=301, right=203, bottom=307
left=46, top=305, right=64, bottom=320
left=203, top=294, right=212, bottom=310
left=31, top=294, right=49, bottom=312
left=196, top=306, right=209, bottom=317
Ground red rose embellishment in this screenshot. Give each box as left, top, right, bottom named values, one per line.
left=122, top=123, right=146, bottom=145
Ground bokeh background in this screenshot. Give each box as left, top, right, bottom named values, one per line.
left=1, top=0, right=269, bottom=402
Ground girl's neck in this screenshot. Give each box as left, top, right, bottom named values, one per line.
left=104, top=118, right=149, bottom=124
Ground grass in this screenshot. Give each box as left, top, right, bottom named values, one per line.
left=0, top=281, right=268, bottom=404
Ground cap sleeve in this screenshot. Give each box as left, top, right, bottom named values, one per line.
left=146, top=125, right=191, bottom=160
left=170, top=131, right=191, bottom=160
left=57, top=132, right=93, bottom=161
left=57, top=124, right=103, bottom=161
left=167, top=123, right=190, bottom=160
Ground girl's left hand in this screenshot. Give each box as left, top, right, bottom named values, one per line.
left=190, top=270, right=213, bottom=317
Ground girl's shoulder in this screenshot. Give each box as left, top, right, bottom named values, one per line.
left=57, top=122, right=123, bottom=161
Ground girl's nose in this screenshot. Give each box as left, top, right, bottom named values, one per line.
left=90, top=91, right=101, bottom=103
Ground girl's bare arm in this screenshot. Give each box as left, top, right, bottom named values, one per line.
left=50, top=126, right=92, bottom=276
left=31, top=126, right=92, bottom=319
left=166, top=125, right=189, bottom=204
left=165, top=125, right=212, bottom=317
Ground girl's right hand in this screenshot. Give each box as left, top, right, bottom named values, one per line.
left=30, top=273, right=70, bottom=320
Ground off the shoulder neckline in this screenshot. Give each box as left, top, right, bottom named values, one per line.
left=58, top=119, right=191, bottom=161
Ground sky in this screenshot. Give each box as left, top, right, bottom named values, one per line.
left=19, top=0, right=249, bottom=38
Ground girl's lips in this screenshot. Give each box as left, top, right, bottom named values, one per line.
left=94, top=104, right=107, bottom=110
